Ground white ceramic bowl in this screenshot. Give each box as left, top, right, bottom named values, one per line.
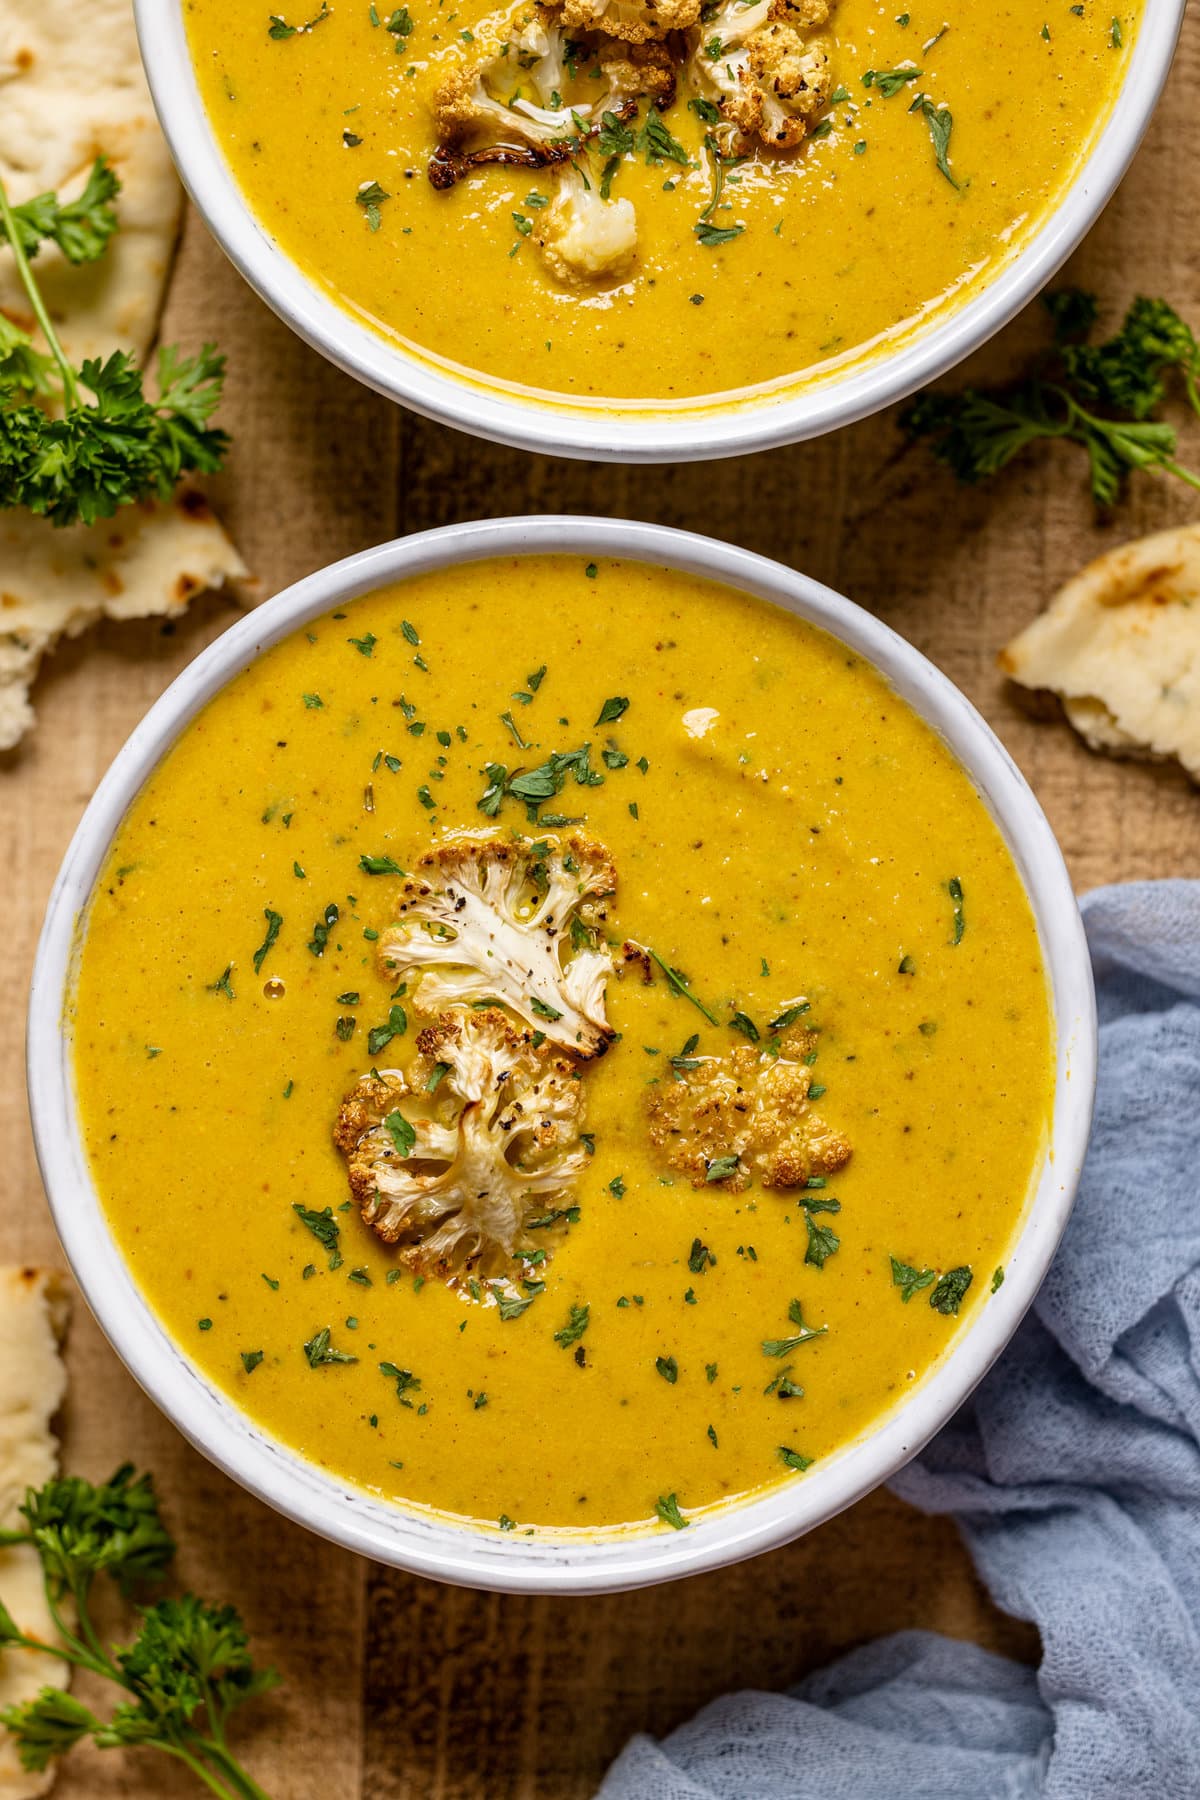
left=135, top=0, right=1184, bottom=463
left=29, top=517, right=1096, bottom=1593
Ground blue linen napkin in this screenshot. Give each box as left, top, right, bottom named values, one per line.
left=599, top=881, right=1200, bottom=1800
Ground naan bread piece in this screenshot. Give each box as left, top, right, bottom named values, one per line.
left=1000, top=525, right=1200, bottom=783
left=0, top=489, right=249, bottom=752
left=0, top=0, right=182, bottom=365
left=0, top=1269, right=70, bottom=1798
left=0, top=2, right=251, bottom=752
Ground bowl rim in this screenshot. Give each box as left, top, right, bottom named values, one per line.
left=133, top=0, right=1185, bottom=462
left=28, top=515, right=1097, bottom=1594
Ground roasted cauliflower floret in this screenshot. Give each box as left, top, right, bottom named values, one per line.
left=646, top=1023, right=852, bottom=1191
left=535, top=163, right=638, bottom=285
left=379, top=833, right=617, bottom=1057
left=335, top=1010, right=587, bottom=1290
left=597, top=35, right=679, bottom=104
left=430, top=5, right=591, bottom=187
left=690, top=0, right=833, bottom=152
left=557, top=0, right=702, bottom=44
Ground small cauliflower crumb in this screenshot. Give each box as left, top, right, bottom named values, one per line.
left=335, top=1010, right=587, bottom=1290
left=536, top=164, right=638, bottom=285
left=378, top=832, right=617, bottom=1057
left=647, top=1023, right=852, bottom=1191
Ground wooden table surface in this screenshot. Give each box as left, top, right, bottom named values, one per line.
left=3, top=13, right=1199, bottom=1794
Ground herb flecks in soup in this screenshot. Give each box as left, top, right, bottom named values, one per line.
left=72, top=557, right=1052, bottom=1532
left=186, top=0, right=1138, bottom=404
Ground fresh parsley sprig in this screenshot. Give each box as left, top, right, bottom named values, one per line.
left=0, top=160, right=230, bottom=527
left=0, top=1466, right=277, bottom=1798
left=903, top=290, right=1200, bottom=505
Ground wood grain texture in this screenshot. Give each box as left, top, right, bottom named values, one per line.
left=1, top=11, right=1198, bottom=1794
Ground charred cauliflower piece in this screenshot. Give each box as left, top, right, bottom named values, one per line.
left=335, top=1010, right=587, bottom=1289
left=535, top=163, right=638, bottom=284
left=430, top=3, right=649, bottom=188
left=557, top=0, right=702, bottom=45
left=690, top=0, right=833, bottom=152
left=430, top=4, right=589, bottom=187
left=646, top=1023, right=851, bottom=1191
left=379, top=833, right=617, bottom=1057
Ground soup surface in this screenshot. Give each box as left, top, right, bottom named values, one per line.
left=184, top=0, right=1138, bottom=407
left=74, top=556, right=1052, bottom=1533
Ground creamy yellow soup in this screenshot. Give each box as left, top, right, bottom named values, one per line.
left=184, top=0, right=1138, bottom=407
left=73, top=557, right=1052, bottom=1533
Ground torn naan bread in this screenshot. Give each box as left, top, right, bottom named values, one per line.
left=0, top=489, right=249, bottom=751
left=1000, top=524, right=1200, bottom=784
left=0, top=0, right=249, bottom=752
left=0, top=1269, right=70, bottom=1798
left=0, top=0, right=181, bottom=365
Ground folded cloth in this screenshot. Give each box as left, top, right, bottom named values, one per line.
left=599, top=881, right=1200, bottom=1800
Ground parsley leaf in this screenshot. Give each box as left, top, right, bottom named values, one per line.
left=930, top=1265, right=973, bottom=1315
left=762, top=1298, right=827, bottom=1357
left=903, top=290, right=1200, bottom=505
left=553, top=1303, right=590, bottom=1348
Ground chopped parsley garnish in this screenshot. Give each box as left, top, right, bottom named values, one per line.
left=205, top=964, right=235, bottom=1000
left=293, top=1204, right=343, bottom=1271
left=495, top=1288, right=538, bottom=1321
left=367, top=1004, right=408, bottom=1055
left=654, top=1492, right=688, bottom=1529
left=947, top=875, right=965, bottom=944
left=348, top=632, right=376, bottom=656
left=863, top=64, right=922, bottom=95
left=251, top=908, right=282, bottom=975
left=386, top=6, right=414, bottom=44
left=688, top=1238, right=715, bottom=1274
left=803, top=1209, right=840, bottom=1268
left=303, top=1327, right=357, bottom=1367
left=356, top=179, right=390, bottom=232
left=608, top=1174, right=626, bottom=1199
left=930, top=1265, right=973, bottom=1315
left=268, top=2, right=329, bottom=36
left=770, top=1001, right=810, bottom=1030
left=595, top=695, right=630, bottom=726
left=379, top=1361, right=422, bottom=1405
left=991, top=1264, right=1006, bottom=1293
left=553, top=1303, right=590, bottom=1348
left=240, top=1350, right=264, bottom=1373
left=645, top=946, right=721, bottom=1025
left=528, top=1205, right=581, bottom=1230
left=705, top=1155, right=741, bottom=1184
left=890, top=1254, right=935, bottom=1301
left=729, top=1010, right=760, bottom=1042
left=655, top=1355, right=679, bottom=1384
left=695, top=220, right=744, bottom=248
left=778, top=1446, right=814, bottom=1472
left=360, top=853, right=405, bottom=875
left=909, top=94, right=960, bottom=188
left=383, top=1109, right=415, bottom=1158
left=307, top=902, right=339, bottom=956
left=637, top=114, right=688, bottom=167
left=762, top=1298, right=826, bottom=1357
